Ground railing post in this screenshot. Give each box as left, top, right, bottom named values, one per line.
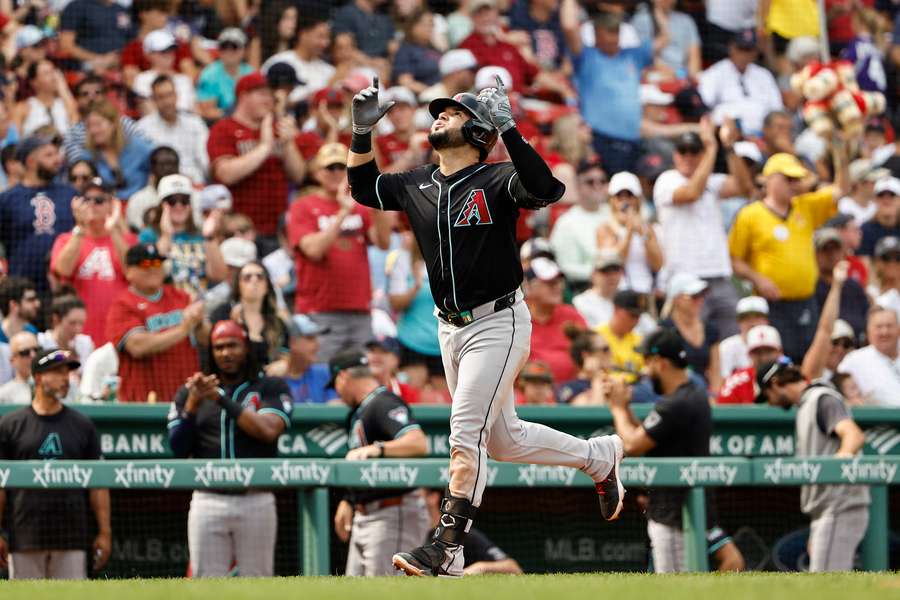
left=298, top=487, right=331, bottom=576
left=682, top=487, right=709, bottom=572
left=860, top=485, right=888, bottom=571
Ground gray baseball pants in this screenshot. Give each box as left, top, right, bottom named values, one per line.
left=345, top=491, right=431, bottom=576
left=9, top=550, right=85, bottom=579
left=808, top=506, right=869, bottom=572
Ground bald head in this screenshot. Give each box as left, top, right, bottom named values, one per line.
left=9, top=331, right=38, bottom=379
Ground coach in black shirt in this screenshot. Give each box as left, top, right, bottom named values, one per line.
left=0, top=349, right=110, bottom=579
left=604, top=328, right=744, bottom=573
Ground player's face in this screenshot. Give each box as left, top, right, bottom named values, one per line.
left=428, top=107, right=469, bottom=150
left=212, top=337, right=248, bottom=374
left=37, top=366, right=71, bottom=401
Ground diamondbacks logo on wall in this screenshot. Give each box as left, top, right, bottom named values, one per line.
left=454, top=189, right=493, bottom=227
left=38, top=432, right=63, bottom=458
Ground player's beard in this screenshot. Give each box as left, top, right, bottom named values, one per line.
left=428, top=127, right=467, bottom=151
left=650, top=373, right=665, bottom=396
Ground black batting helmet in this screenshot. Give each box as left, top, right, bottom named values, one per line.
left=428, top=93, right=498, bottom=161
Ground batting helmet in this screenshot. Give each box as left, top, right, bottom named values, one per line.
left=428, top=93, right=498, bottom=161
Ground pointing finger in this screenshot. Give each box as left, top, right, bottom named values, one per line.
left=495, top=75, right=505, bottom=93
left=373, top=75, right=380, bottom=91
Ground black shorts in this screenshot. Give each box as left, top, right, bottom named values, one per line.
left=399, top=342, right=445, bottom=377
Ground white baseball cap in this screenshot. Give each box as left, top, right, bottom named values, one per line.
left=218, top=27, right=248, bottom=47
left=874, top=176, right=900, bottom=197
left=736, top=295, right=769, bottom=317
left=199, top=184, right=233, bottom=212
left=525, top=257, right=562, bottom=282
left=831, top=319, right=855, bottom=342
left=475, top=66, right=512, bottom=92
left=734, top=141, right=763, bottom=164
left=746, top=325, right=782, bottom=351
left=383, top=86, right=418, bottom=107
left=439, top=49, right=478, bottom=76
left=667, top=272, right=708, bottom=298
left=220, top=237, right=257, bottom=268
left=157, top=174, right=194, bottom=200
left=15, top=25, right=46, bottom=50
left=639, top=84, right=673, bottom=106
left=608, top=171, right=642, bottom=197
left=143, top=29, right=177, bottom=54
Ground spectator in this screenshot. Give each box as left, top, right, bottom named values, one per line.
left=599, top=171, right=663, bottom=295
left=631, top=0, right=702, bottom=80
left=418, top=48, right=478, bottom=104
left=105, top=244, right=203, bottom=403
left=557, top=329, right=614, bottom=405
left=760, top=110, right=797, bottom=159
left=858, top=176, right=900, bottom=258
left=13, top=60, right=78, bottom=138
left=204, top=236, right=258, bottom=316
left=698, top=30, right=784, bottom=137
left=262, top=14, right=335, bottom=104
left=595, top=290, right=646, bottom=384
left=59, top=0, right=133, bottom=73
left=759, top=0, right=821, bottom=71
left=655, top=121, right=752, bottom=338
left=37, top=294, right=94, bottom=369
left=12, top=25, right=49, bottom=101
left=838, top=306, right=900, bottom=406
left=288, top=143, right=391, bottom=360
left=0, top=277, right=40, bottom=345
left=207, top=72, right=306, bottom=241
left=210, top=261, right=288, bottom=367
left=196, top=28, right=253, bottom=121
left=703, top=0, right=758, bottom=64
left=137, top=76, right=209, bottom=184
left=250, top=0, right=297, bottom=67
left=718, top=296, right=770, bottom=379
left=393, top=8, right=442, bottom=95
left=0, top=331, right=38, bottom=404
left=122, top=0, right=196, bottom=87
left=814, top=228, right=870, bottom=336
left=66, top=159, right=98, bottom=194
left=840, top=159, right=887, bottom=224
left=718, top=325, right=783, bottom=404
left=730, top=152, right=848, bottom=361
left=125, top=145, right=181, bottom=232
left=50, top=177, right=133, bottom=345
left=279, top=314, right=335, bottom=404
left=525, top=257, right=587, bottom=383
left=515, top=360, right=556, bottom=405
left=132, top=29, right=197, bottom=113
left=460, top=0, right=540, bottom=92
left=332, top=0, right=396, bottom=59
left=0, top=137, right=75, bottom=293
left=572, top=249, right=657, bottom=335
left=375, top=87, right=429, bottom=172
left=508, top=0, right=567, bottom=70
left=660, top=272, right=722, bottom=393
left=74, top=99, right=154, bottom=201
left=78, top=342, right=119, bottom=402
left=550, top=159, right=609, bottom=292
left=839, top=6, right=886, bottom=93
left=869, top=236, right=900, bottom=318
left=827, top=212, right=870, bottom=287
left=365, top=337, right=420, bottom=404
left=825, top=319, right=858, bottom=381
left=561, top=4, right=651, bottom=174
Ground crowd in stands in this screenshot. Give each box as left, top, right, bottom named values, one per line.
left=0, top=0, right=897, bottom=409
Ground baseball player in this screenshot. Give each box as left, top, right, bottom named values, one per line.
left=167, top=320, right=293, bottom=577
left=328, top=350, right=430, bottom=576
left=346, top=76, right=624, bottom=577
left=756, top=357, right=869, bottom=572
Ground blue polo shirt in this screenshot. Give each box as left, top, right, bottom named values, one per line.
left=60, top=0, right=133, bottom=54
left=573, top=43, right=652, bottom=141
left=197, top=60, right=253, bottom=113
left=285, top=364, right=336, bottom=404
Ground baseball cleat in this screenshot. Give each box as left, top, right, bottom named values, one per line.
left=596, top=434, right=625, bottom=521
left=392, top=540, right=463, bottom=577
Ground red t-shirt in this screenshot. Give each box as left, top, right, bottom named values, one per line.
left=121, top=38, right=193, bottom=71
left=207, top=116, right=300, bottom=235
left=717, top=366, right=756, bottom=404
left=50, top=231, right=136, bottom=346
left=376, top=133, right=411, bottom=169
left=287, top=193, right=373, bottom=313
left=387, top=377, right=420, bottom=404
left=528, top=303, right=587, bottom=383
left=105, top=285, right=199, bottom=403
left=847, top=254, right=868, bottom=287
left=296, top=130, right=353, bottom=161
left=459, top=33, right=538, bottom=91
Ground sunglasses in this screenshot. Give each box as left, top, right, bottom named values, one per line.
left=85, top=194, right=109, bottom=205
left=241, top=272, right=266, bottom=282
left=876, top=192, right=898, bottom=199
left=16, top=347, right=38, bottom=358
left=581, top=177, right=607, bottom=186
left=324, top=164, right=347, bottom=172
left=136, top=258, right=163, bottom=269
left=879, top=254, right=900, bottom=262
left=36, top=350, right=72, bottom=367
left=164, top=195, right=191, bottom=206
left=676, top=146, right=703, bottom=155
left=78, top=88, right=106, bottom=98
left=832, top=339, right=855, bottom=350
left=599, top=266, right=623, bottom=274
left=219, top=42, right=241, bottom=51
left=70, top=173, right=93, bottom=182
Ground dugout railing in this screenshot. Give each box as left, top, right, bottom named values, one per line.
left=0, top=456, right=895, bottom=575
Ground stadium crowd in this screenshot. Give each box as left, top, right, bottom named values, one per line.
left=0, top=0, right=894, bottom=410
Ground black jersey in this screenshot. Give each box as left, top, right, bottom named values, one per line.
left=355, top=161, right=563, bottom=313
left=0, top=405, right=102, bottom=552
left=167, top=376, right=293, bottom=459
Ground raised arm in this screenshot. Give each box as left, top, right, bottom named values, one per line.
left=560, top=0, right=583, bottom=57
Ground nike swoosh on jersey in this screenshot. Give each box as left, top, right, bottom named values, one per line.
left=418, top=183, right=433, bottom=190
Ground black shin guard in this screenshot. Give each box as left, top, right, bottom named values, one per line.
left=433, top=491, right=476, bottom=546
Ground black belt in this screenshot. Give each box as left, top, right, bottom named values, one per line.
left=437, top=291, right=518, bottom=328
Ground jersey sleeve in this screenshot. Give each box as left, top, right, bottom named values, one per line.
left=105, top=295, right=147, bottom=353
left=816, top=391, right=851, bottom=435
left=347, top=159, right=407, bottom=211
left=258, top=378, right=293, bottom=429
left=642, top=399, right=679, bottom=444
left=367, top=395, right=421, bottom=440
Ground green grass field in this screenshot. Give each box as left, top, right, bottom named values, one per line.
left=2, top=573, right=899, bottom=600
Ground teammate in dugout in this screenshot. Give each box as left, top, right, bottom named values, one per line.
left=346, top=76, right=625, bottom=577
left=167, top=319, right=293, bottom=577
left=329, top=350, right=430, bottom=576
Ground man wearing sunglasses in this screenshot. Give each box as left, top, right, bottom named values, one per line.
left=0, top=331, right=38, bottom=404
left=51, top=177, right=134, bottom=346
left=0, top=348, right=111, bottom=579
left=197, top=28, right=253, bottom=121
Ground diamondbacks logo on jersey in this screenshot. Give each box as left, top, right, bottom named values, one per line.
left=454, top=189, right=493, bottom=227
left=387, top=406, right=409, bottom=425
left=38, top=432, right=63, bottom=458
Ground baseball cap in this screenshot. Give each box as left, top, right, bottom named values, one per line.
left=199, top=184, right=233, bottom=212
left=736, top=296, right=769, bottom=318
left=608, top=171, right=642, bottom=197
left=874, top=176, right=900, bottom=197
left=525, top=257, right=562, bottom=282
left=754, top=356, right=796, bottom=403
left=475, top=66, right=512, bottom=92
left=15, top=135, right=54, bottom=162
left=219, top=237, right=257, bottom=268
left=825, top=213, right=854, bottom=229
left=732, top=28, right=758, bottom=50
left=613, top=290, right=645, bottom=316
left=125, top=243, right=165, bottom=266
left=235, top=72, right=269, bottom=97
left=471, top=0, right=497, bottom=12
left=32, top=349, right=80, bottom=375
left=734, top=141, right=763, bottom=165
left=746, top=325, right=782, bottom=352
left=635, top=152, right=671, bottom=180
left=786, top=36, right=820, bottom=64
left=218, top=27, right=248, bottom=47
left=210, top=319, right=248, bottom=344
left=311, top=86, right=345, bottom=107
left=667, top=272, right=708, bottom=298
left=439, top=49, right=478, bottom=76
left=383, top=86, right=418, bottom=107
left=520, top=237, right=554, bottom=262
left=594, top=249, right=624, bottom=271
left=83, top=176, right=112, bottom=194
left=288, top=314, right=329, bottom=338
left=143, top=29, right=177, bottom=54
left=763, top=153, right=809, bottom=179
left=157, top=174, right=194, bottom=201
left=831, top=319, right=855, bottom=343
left=366, top=337, right=401, bottom=355
left=266, top=61, right=302, bottom=88
left=674, top=132, right=704, bottom=154
left=848, top=158, right=890, bottom=184
left=576, top=157, right=604, bottom=176
left=638, top=328, right=688, bottom=368
left=875, top=235, right=900, bottom=259
left=326, top=349, right=369, bottom=388
left=15, top=25, right=46, bottom=50
left=813, top=227, right=843, bottom=250
left=639, top=84, right=674, bottom=106
left=314, top=142, right=348, bottom=170
left=518, top=360, right=554, bottom=384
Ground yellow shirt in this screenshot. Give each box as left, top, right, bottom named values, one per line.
left=728, top=187, right=836, bottom=300
left=766, top=0, right=821, bottom=39
left=595, top=323, right=643, bottom=383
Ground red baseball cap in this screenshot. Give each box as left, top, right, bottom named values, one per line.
left=235, top=72, right=269, bottom=97
left=210, top=320, right=248, bottom=344
left=311, top=86, right=345, bottom=107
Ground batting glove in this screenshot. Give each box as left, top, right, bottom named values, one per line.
left=477, top=75, right=516, bottom=134
left=351, top=76, right=395, bottom=135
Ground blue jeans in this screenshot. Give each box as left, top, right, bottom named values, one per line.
left=592, top=131, right=640, bottom=175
